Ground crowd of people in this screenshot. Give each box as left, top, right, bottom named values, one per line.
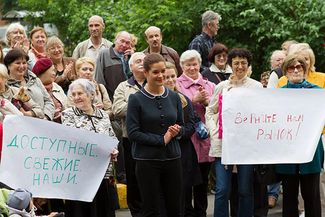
left=0, top=9, right=324, bottom=217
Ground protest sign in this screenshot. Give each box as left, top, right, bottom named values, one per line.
left=221, top=88, right=325, bottom=164
left=0, top=115, right=118, bottom=202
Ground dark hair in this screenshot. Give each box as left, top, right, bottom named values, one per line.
left=4, top=48, right=29, bottom=68
left=208, top=43, right=228, bottom=63
left=143, top=53, right=165, bottom=72
left=227, top=48, right=252, bottom=66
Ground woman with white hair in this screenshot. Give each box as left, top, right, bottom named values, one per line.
left=3, top=23, right=29, bottom=55
left=177, top=49, right=215, bottom=217
left=61, top=78, right=118, bottom=217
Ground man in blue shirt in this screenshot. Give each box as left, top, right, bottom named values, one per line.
left=189, top=10, right=221, bottom=72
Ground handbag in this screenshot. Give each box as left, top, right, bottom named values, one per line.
left=195, top=120, right=209, bottom=140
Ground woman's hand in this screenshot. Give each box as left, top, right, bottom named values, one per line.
left=12, top=38, right=30, bottom=53
left=192, top=86, right=209, bottom=105
left=111, top=148, right=119, bottom=161
left=164, top=124, right=181, bottom=145
left=20, top=108, right=35, bottom=117
left=94, top=102, right=104, bottom=109
left=63, top=62, right=74, bottom=80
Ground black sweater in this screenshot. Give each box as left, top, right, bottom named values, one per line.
left=126, top=87, right=184, bottom=160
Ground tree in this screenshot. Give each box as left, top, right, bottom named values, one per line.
left=18, top=0, right=325, bottom=78
left=1, top=0, right=20, bottom=14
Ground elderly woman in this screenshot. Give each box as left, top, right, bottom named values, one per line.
left=205, top=48, right=263, bottom=217
left=28, top=27, right=48, bottom=68
left=73, top=57, right=112, bottom=117
left=278, top=43, right=325, bottom=88
left=164, top=62, right=201, bottom=216
left=202, top=43, right=232, bottom=85
left=62, top=78, right=118, bottom=217
left=275, top=54, right=324, bottom=217
left=46, top=36, right=76, bottom=93
left=32, top=58, right=67, bottom=123
left=176, top=49, right=215, bottom=217
left=3, top=49, right=54, bottom=120
left=3, top=23, right=29, bottom=55
left=127, top=53, right=183, bottom=216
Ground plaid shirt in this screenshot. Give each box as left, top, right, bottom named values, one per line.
left=188, top=32, right=215, bottom=72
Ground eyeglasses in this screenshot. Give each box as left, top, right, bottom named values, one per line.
left=233, top=61, right=248, bottom=67
left=49, top=46, right=63, bottom=52
left=215, top=54, right=227, bottom=60
left=287, top=64, right=303, bottom=73
left=81, top=67, right=94, bottom=72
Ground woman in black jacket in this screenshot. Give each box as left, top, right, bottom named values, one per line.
left=127, top=53, right=183, bottom=217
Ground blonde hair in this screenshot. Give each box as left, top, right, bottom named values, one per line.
left=46, top=36, right=64, bottom=52
left=75, top=57, right=95, bottom=75
left=0, top=64, right=9, bottom=79
left=287, top=43, right=315, bottom=72
left=130, top=33, right=138, bottom=49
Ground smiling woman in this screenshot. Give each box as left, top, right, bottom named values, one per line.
left=127, top=53, right=184, bottom=216
left=46, top=36, right=77, bottom=93
left=4, top=49, right=55, bottom=120
left=276, top=53, right=324, bottom=217
left=28, top=27, right=48, bottom=68
left=205, top=48, right=262, bottom=217
left=61, top=78, right=118, bottom=217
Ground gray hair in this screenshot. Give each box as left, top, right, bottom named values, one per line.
left=68, top=78, right=96, bottom=102
left=5, top=23, right=27, bottom=45
left=128, top=52, right=145, bottom=71
left=114, top=31, right=131, bottom=43
left=180, top=50, right=202, bottom=67
left=0, top=64, right=9, bottom=79
left=202, top=10, right=221, bottom=27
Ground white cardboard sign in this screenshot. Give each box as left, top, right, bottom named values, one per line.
left=0, top=115, right=118, bottom=202
left=221, top=88, right=325, bottom=164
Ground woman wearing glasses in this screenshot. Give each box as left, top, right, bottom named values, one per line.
left=46, top=36, right=77, bottom=93
left=276, top=54, right=324, bottom=217
left=202, top=43, right=232, bottom=85
left=205, top=48, right=262, bottom=217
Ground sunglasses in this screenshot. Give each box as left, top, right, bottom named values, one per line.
left=287, top=64, right=303, bottom=73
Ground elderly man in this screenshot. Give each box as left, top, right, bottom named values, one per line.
left=95, top=31, right=132, bottom=101
left=112, top=52, right=146, bottom=217
left=72, top=15, right=112, bottom=60
left=189, top=10, right=221, bottom=72
left=267, top=50, right=286, bottom=88
left=143, top=26, right=182, bottom=74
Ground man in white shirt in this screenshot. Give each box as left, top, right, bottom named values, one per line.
left=72, top=15, right=112, bottom=61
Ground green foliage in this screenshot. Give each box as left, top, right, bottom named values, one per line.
left=1, top=0, right=20, bottom=13
left=207, top=0, right=325, bottom=78
left=18, top=0, right=325, bottom=78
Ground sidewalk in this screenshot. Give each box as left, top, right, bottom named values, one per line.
left=116, top=193, right=284, bottom=217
